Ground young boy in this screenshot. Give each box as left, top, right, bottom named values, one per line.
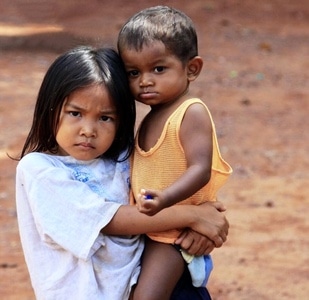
left=118, top=6, right=232, bottom=300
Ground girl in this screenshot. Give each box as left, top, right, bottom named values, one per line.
left=16, top=46, right=228, bottom=299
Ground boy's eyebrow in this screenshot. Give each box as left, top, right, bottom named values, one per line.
left=124, top=57, right=168, bottom=68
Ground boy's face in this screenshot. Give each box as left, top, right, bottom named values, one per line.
left=120, top=41, right=190, bottom=106
left=55, top=84, right=118, bottom=161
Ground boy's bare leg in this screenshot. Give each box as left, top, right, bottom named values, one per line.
left=133, top=238, right=185, bottom=300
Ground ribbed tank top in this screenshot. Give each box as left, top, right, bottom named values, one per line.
left=131, top=98, right=232, bottom=243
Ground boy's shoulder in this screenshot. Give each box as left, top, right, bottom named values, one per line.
left=179, top=98, right=213, bottom=127
left=180, top=98, right=210, bottom=115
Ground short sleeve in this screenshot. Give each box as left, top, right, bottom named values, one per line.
left=16, top=153, right=122, bottom=260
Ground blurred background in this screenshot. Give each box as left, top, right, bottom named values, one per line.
left=0, top=1, right=308, bottom=299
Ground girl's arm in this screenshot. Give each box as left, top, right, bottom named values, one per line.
left=175, top=229, right=215, bottom=256
left=103, top=201, right=228, bottom=248
left=175, top=199, right=228, bottom=255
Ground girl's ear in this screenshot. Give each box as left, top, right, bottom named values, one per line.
left=187, top=56, right=203, bottom=81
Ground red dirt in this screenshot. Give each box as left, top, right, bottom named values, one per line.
left=0, top=1, right=308, bottom=299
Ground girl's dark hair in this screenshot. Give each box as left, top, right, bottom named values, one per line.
left=118, top=6, right=198, bottom=63
left=19, top=46, right=135, bottom=161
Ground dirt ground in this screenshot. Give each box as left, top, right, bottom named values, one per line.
left=0, top=0, right=308, bottom=299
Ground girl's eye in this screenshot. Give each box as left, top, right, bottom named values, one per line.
left=100, top=116, right=112, bottom=122
left=127, top=70, right=139, bottom=77
left=154, top=66, right=165, bottom=73
left=69, top=111, right=81, bottom=117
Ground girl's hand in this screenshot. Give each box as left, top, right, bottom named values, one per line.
left=174, top=229, right=215, bottom=256
left=190, top=201, right=229, bottom=248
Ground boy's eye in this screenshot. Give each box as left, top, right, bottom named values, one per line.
left=154, top=66, right=165, bottom=73
left=128, top=70, right=139, bottom=77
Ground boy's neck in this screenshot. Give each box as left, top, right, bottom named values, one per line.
left=150, top=86, right=192, bottom=112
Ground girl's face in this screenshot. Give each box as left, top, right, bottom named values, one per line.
left=55, top=84, right=118, bottom=161
left=120, top=41, right=189, bottom=107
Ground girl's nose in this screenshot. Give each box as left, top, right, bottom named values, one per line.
left=80, top=121, right=97, bottom=138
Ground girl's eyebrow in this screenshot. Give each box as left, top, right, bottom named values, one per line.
left=64, top=102, right=82, bottom=110
left=64, top=102, right=117, bottom=114
left=100, top=108, right=118, bottom=115
left=64, top=102, right=88, bottom=113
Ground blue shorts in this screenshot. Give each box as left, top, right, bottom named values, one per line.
left=170, top=266, right=212, bottom=300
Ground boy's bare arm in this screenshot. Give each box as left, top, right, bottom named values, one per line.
left=151, top=103, right=213, bottom=208
left=176, top=102, right=213, bottom=195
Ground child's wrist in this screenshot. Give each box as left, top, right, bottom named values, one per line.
left=176, top=205, right=197, bottom=229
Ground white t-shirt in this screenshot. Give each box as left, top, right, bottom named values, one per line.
left=16, top=152, right=144, bottom=300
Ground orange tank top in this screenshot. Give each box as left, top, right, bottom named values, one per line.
left=131, top=98, right=232, bottom=243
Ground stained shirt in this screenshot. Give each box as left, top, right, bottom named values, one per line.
left=16, top=152, right=144, bottom=300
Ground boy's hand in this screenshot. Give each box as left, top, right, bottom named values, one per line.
left=136, top=189, right=165, bottom=216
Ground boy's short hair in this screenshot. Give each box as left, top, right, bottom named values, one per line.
left=118, top=6, right=198, bottom=63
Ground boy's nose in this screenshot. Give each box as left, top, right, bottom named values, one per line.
left=139, top=73, right=153, bottom=87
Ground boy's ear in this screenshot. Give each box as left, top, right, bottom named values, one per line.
left=187, top=56, right=203, bottom=81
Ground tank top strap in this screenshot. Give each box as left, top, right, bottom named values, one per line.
left=170, top=98, right=231, bottom=172
left=169, top=98, right=211, bottom=132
